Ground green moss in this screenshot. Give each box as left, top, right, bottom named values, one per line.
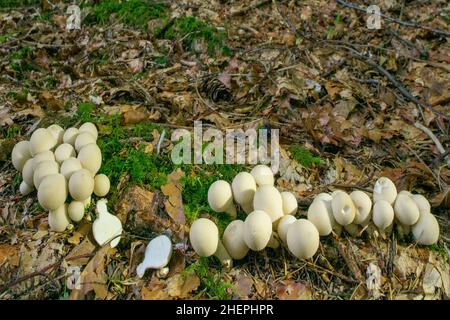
left=429, top=243, right=448, bottom=261
left=76, top=102, right=95, bottom=123
left=288, top=144, right=322, bottom=167
left=0, top=0, right=39, bottom=8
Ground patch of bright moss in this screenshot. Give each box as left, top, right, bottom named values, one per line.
left=288, top=144, right=322, bottom=167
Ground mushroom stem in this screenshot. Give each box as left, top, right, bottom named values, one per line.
left=266, top=233, right=280, bottom=249
left=214, top=240, right=233, bottom=269
left=240, top=202, right=253, bottom=214
left=225, top=204, right=237, bottom=219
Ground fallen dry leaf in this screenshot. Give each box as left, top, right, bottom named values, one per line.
left=275, top=280, right=312, bottom=300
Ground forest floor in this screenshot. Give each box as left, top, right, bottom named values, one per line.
left=0, top=0, right=449, bottom=300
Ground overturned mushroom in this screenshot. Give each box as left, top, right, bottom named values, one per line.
left=281, top=191, right=298, bottom=215
left=373, top=177, right=397, bottom=205
left=136, top=235, right=173, bottom=278
left=208, top=180, right=236, bottom=219
left=331, top=191, right=356, bottom=226
left=223, top=220, right=249, bottom=260
left=253, top=185, right=284, bottom=223
left=231, top=172, right=256, bottom=214
left=286, top=219, right=320, bottom=260
left=250, top=165, right=274, bottom=186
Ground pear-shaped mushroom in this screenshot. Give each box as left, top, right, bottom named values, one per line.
left=54, top=143, right=76, bottom=164
left=37, top=174, right=68, bottom=211
left=350, top=191, right=372, bottom=225
left=136, top=235, right=173, bottom=278
left=47, top=124, right=64, bottom=146
left=68, top=201, right=85, bottom=222
left=33, top=160, right=59, bottom=188
left=277, top=215, right=297, bottom=244
left=286, top=219, right=320, bottom=260
left=208, top=180, right=236, bottom=219
left=307, top=198, right=333, bottom=236
left=373, top=177, right=397, bottom=204
left=394, top=193, right=420, bottom=226
left=281, top=191, right=298, bottom=215
left=412, top=212, right=439, bottom=245
left=22, top=158, right=35, bottom=187
left=231, top=172, right=256, bottom=214
left=411, top=194, right=431, bottom=215
left=250, top=165, right=274, bottom=186
left=372, top=200, right=394, bottom=230
left=94, top=174, right=110, bottom=197
left=19, top=181, right=33, bottom=196
left=74, top=132, right=96, bottom=153
left=79, top=122, right=98, bottom=140
left=243, top=210, right=273, bottom=251
left=11, top=141, right=31, bottom=171
left=63, top=127, right=79, bottom=146
left=48, top=203, right=70, bottom=232
left=331, top=191, right=355, bottom=226
left=77, top=143, right=102, bottom=176
left=29, top=128, right=56, bottom=156
left=69, top=169, right=95, bottom=201
left=253, top=185, right=284, bottom=223
left=60, top=157, right=83, bottom=180
left=93, top=199, right=122, bottom=248
left=222, top=220, right=249, bottom=260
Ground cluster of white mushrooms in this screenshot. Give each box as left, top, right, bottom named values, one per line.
left=10, top=122, right=111, bottom=233
left=189, top=166, right=440, bottom=267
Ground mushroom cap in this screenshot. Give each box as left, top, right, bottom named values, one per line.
left=286, top=219, right=320, bottom=259
left=373, top=177, right=397, bottom=204
left=29, top=128, right=56, bottom=156
left=411, top=194, right=431, bottom=215
left=47, top=124, right=64, bottom=146
left=253, top=185, right=284, bottom=223
left=22, top=158, right=35, bottom=187
left=243, top=210, right=273, bottom=251
left=307, top=198, right=333, bottom=236
left=315, top=193, right=333, bottom=202
left=208, top=180, right=234, bottom=213
left=277, top=215, right=297, bottom=244
left=77, top=143, right=102, bottom=175
left=231, top=172, right=256, bottom=206
left=48, top=203, right=70, bottom=232
left=394, top=193, right=420, bottom=226
left=398, top=190, right=413, bottom=197
left=19, top=181, right=33, bottom=196
left=37, top=174, right=68, bottom=211
left=63, top=127, right=79, bottom=146
left=33, top=150, right=55, bottom=169
left=60, top=157, right=83, bottom=180
left=350, top=190, right=372, bottom=225
left=11, top=141, right=31, bottom=171
left=69, top=169, right=95, bottom=201
left=54, top=143, right=76, bottom=164
left=331, top=191, right=356, bottom=226
left=372, top=200, right=394, bottom=230
left=412, top=212, right=439, bottom=245
left=223, top=220, right=249, bottom=260
left=75, top=132, right=96, bottom=153
left=94, top=174, right=110, bottom=197
left=250, top=165, right=274, bottom=186
left=33, top=160, right=59, bottom=188
left=189, top=218, right=219, bottom=257
left=68, top=201, right=85, bottom=222
left=280, top=191, right=298, bottom=215
left=79, top=122, right=98, bottom=140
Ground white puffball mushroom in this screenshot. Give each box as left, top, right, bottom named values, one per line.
left=411, top=194, right=431, bottom=215
left=69, top=169, right=95, bottom=201
left=77, top=143, right=102, bottom=176
left=277, top=215, right=297, bottom=244
left=68, top=201, right=85, bottom=222
left=207, top=180, right=236, bottom=219
left=60, top=157, right=83, bottom=180
left=136, top=235, right=173, bottom=278
left=33, top=160, right=59, bottom=188
left=394, top=193, right=420, bottom=226
left=74, top=132, right=96, bottom=153
left=93, top=199, right=122, bottom=248
left=253, top=185, right=284, bottom=223
left=307, top=198, right=333, bottom=236
left=373, top=177, right=397, bottom=205
left=48, top=203, right=70, bottom=232
left=47, top=124, right=64, bottom=146
left=286, top=219, right=320, bottom=260
left=350, top=191, right=372, bottom=225
left=372, top=200, right=394, bottom=230
left=412, top=212, right=440, bottom=245
left=94, top=174, right=110, bottom=197
left=331, top=191, right=356, bottom=226
left=223, top=220, right=249, bottom=260
left=37, top=174, right=68, bottom=211
left=281, top=191, right=298, bottom=215
left=63, top=127, right=79, bottom=146
left=11, top=141, right=31, bottom=171
left=250, top=164, right=274, bottom=186
left=243, top=210, right=273, bottom=251
left=79, top=122, right=98, bottom=140
left=54, top=143, right=76, bottom=164
left=231, top=172, right=256, bottom=214
left=29, top=128, right=56, bottom=156
left=33, top=150, right=55, bottom=169
left=22, top=158, right=35, bottom=187
left=19, top=181, right=33, bottom=195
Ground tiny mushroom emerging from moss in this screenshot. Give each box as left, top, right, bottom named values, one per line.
left=231, top=172, right=256, bottom=214
left=280, top=191, right=298, bottom=215
left=136, top=235, right=173, bottom=278
left=94, top=174, right=110, bottom=197
left=222, top=220, right=249, bottom=260
left=63, top=127, right=79, bottom=146
left=277, top=214, right=297, bottom=244
left=60, top=157, right=83, bottom=180
left=11, top=141, right=31, bottom=171
left=93, top=199, right=122, bottom=248
left=37, top=173, right=68, bottom=211
left=47, top=124, right=64, bottom=146
left=79, top=122, right=98, bottom=140
left=243, top=210, right=274, bottom=251
left=69, top=169, right=95, bottom=201
left=77, top=143, right=102, bottom=176
left=54, top=143, right=76, bottom=164
left=33, top=160, right=59, bottom=188
left=253, top=185, right=284, bottom=224
left=412, top=212, right=440, bottom=245
left=373, top=177, right=397, bottom=205
left=48, top=203, right=71, bottom=232
left=250, top=165, right=274, bottom=186
left=331, top=190, right=356, bottom=226
left=350, top=191, right=372, bottom=225
left=75, top=132, right=96, bottom=153
left=286, top=219, right=320, bottom=260
left=372, top=200, right=394, bottom=231
left=68, top=201, right=85, bottom=222
left=208, top=180, right=236, bottom=219
left=394, top=193, right=420, bottom=226
left=29, top=128, right=56, bottom=156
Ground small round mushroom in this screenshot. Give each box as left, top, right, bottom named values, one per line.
left=136, top=235, right=173, bottom=278
left=373, top=177, right=397, bottom=205
left=281, top=191, right=298, bottom=215
left=37, top=174, right=68, bottom=211
left=19, top=181, right=33, bottom=196
left=68, top=201, right=85, bottom=222
left=411, top=194, right=431, bottom=215
left=307, top=198, right=333, bottom=236
left=77, top=143, right=102, bottom=176
left=331, top=190, right=356, bottom=226
left=47, top=124, right=64, bottom=146
left=33, top=150, right=55, bottom=169
left=231, top=172, right=256, bottom=214
left=48, top=203, right=70, bottom=232
left=350, top=191, right=372, bottom=225
left=250, top=165, right=274, bottom=186
left=60, top=157, right=83, bottom=180
left=54, top=143, right=76, bottom=164
left=22, top=158, right=35, bottom=187
left=94, top=174, right=110, bottom=197
left=74, top=132, right=96, bottom=153
left=79, top=122, right=98, bottom=140
left=29, top=128, right=56, bottom=156
left=33, top=160, right=59, bottom=188
left=243, top=210, right=273, bottom=251
left=412, top=212, right=440, bottom=245
left=69, top=169, right=95, bottom=201
left=372, top=200, right=394, bottom=231
left=222, top=220, right=249, bottom=260
left=277, top=215, right=297, bottom=244
left=207, top=180, right=236, bottom=219
left=286, top=219, right=320, bottom=260
left=63, top=127, right=79, bottom=146
left=253, top=185, right=284, bottom=223
left=11, top=141, right=31, bottom=171
left=394, top=193, right=420, bottom=226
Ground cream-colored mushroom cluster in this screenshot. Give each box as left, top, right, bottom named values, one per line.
left=189, top=167, right=441, bottom=267
left=11, top=122, right=111, bottom=232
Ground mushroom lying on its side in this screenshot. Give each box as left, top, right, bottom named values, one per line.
left=136, top=235, right=173, bottom=278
